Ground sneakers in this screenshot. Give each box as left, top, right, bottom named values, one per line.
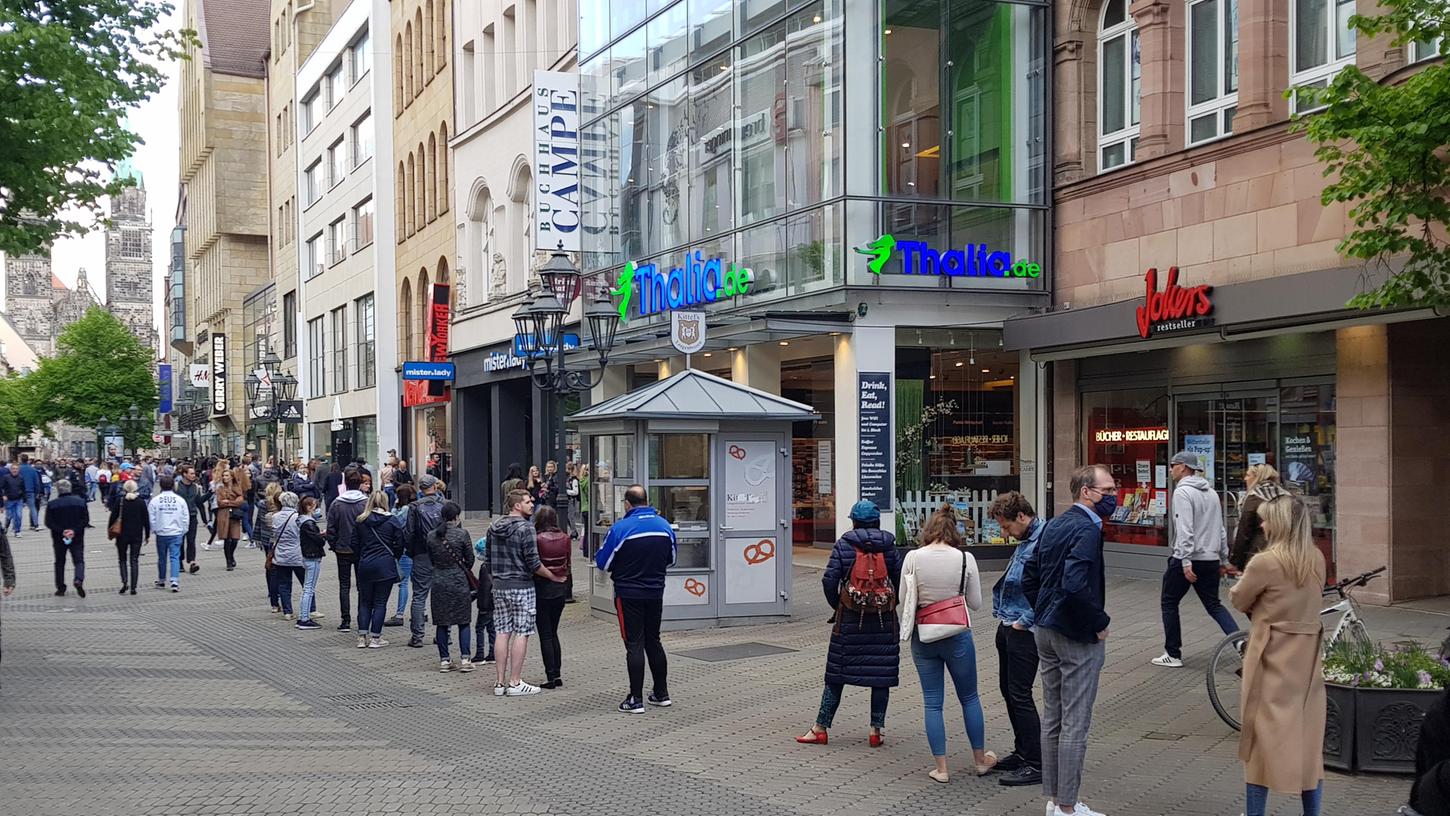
left=270, top=606, right=281, bottom=614
left=283, top=613, right=294, bottom=621
left=356, top=634, right=369, bottom=649
left=648, top=693, right=672, bottom=707
left=368, top=638, right=387, bottom=648
left=1151, top=653, right=1184, bottom=668
left=1055, top=803, right=1106, bottom=816
left=295, top=619, right=322, bottom=630
left=335, top=621, right=351, bottom=632
left=995, top=753, right=1028, bottom=773
left=999, top=766, right=1043, bottom=786
left=459, top=658, right=475, bottom=673
left=170, top=583, right=179, bottom=593
left=618, top=696, right=645, bottom=714
left=439, top=659, right=454, bottom=673
left=505, top=681, right=542, bottom=696
left=73, top=582, right=86, bottom=598
left=154, top=581, right=165, bottom=589
left=493, top=683, right=506, bottom=696
left=383, top=615, right=404, bottom=627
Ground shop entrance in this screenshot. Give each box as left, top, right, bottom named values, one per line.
left=1175, top=394, right=1279, bottom=549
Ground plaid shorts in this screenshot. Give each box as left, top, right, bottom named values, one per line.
left=492, top=587, right=538, bottom=635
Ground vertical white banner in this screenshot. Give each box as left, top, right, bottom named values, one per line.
left=534, top=70, right=582, bottom=253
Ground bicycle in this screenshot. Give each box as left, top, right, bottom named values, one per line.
left=1206, top=565, right=1386, bottom=731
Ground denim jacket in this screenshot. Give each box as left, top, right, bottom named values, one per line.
left=992, top=517, right=1044, bottom=627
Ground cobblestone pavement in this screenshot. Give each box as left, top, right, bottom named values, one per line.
left=0, top=503, right=1440, bottom=816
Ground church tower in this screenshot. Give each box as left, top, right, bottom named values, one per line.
left=105, top=159, right=157, bottom=356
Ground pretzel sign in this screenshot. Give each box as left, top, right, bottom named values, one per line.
left=743, top=538, right=775, bottom=565
left=684, top=578, right=707, bottom=597
left=728, top=445, right=747, bottom=461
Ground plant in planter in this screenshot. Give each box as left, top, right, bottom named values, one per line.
left=1323, top=641, right=1450, bottom=773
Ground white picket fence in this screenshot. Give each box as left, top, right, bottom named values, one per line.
left=896, top=489, right=1000, bottom=544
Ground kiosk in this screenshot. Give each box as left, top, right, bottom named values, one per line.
left=569, top=370, right=818, bottom=629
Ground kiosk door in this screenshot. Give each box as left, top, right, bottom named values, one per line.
left=719, top=434, right=789, bottom=616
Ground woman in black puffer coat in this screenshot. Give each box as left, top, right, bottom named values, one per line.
left=426, top=501, right=476, bottom=671
left=797, top=500, right=902, bottom=747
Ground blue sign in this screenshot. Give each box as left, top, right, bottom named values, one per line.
left=855, top=234, right=1042, bottom=279
left=157, top=364, right=173, bottom=414
left=402, top=361, right=456, bottom=381
left=609, top=253, right=753, bottom=324
left=514, top=333, right=580, bottom=358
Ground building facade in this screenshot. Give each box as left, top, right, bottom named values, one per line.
left=4, top=250, right=58, bottom=357
left=392, top=0, right=456, bottom=475
left=1003, top=0, right=1447, bottom=603
left=295, top=0, right=400, bottom=467
left=104, top=161, right=158, bottom=356
left=179, top=0, right=272, bottom=456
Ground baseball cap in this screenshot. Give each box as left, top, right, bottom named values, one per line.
left=418, top=474, right=440, bottom=489
left=848, top=500, right=880, bottom=523
left=1170, top=451, right=1204, bottom=471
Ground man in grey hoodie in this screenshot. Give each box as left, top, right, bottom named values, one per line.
left=487, top=489, right=565, bottom=696
left=326, top=468, right=369, bottom=632
left=1152, top=451, right=1238, bottom=668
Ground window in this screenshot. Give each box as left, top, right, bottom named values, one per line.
left=328, top=138, right=346, bottom=187
left=355, top=293, right=375, bottom=388
left=121, top=228, right=147, bottom=259
left=308, top=317, right=326, bottom=397
left=328, top=217, right=347, bottom=265
left=331, top=306, right=348, bottom=393
left=282, top=291, right=297, bottom=358
left=1187, top=0, right=1238, bottom=144
left=1412, top=37, right=1442, bottom=62
left=326, top=64, right=344, bottom=109
left=301, top=90, right=319, bottom=133
left=353, top=197, right=375, bottom=249
left=305, top=233, right=323, bottom=278
left=304, top=159, right=322, bottom=205
left=1099, top=0, right=1140, bottom=170
left=351, top=111, right=374, bottom=167
left=350, top=29, right=371, bottom=83
left=1290, top=0, right=1356, bottom=111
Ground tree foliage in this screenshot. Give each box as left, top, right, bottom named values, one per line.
left=0, top=0, right=190, bottom=254
left=25, top=307, right=156, bottom=448
left=1295, top=0, right=1450, bottom=308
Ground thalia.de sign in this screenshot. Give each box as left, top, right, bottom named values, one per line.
left=854, top=233, right=1043, bottom=278
left=609, top=252, right=754, bottom=324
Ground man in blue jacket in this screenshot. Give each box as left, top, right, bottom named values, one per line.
left=19, top=454, right=42, bottom=532
left=595, top=484, right=676, bottom=714
left=1022, top=464, right=1115, bottom=816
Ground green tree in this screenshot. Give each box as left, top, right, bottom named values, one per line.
left=27, top=308, right=156, bottom=449
left=0, top=373, right=46, bottom=445
left=1296, top=0, right=1450, bottom=308
left=0, top=0, right=190, bottom=254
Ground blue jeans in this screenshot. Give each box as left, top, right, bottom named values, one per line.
left=299, top=559, right=323, bottom=621
left=395, top=554, right=412, bottom=615
left=817, top=683, right=889, bottom=729
left=241, top=501, right=254, bottom=537
left=156, top=534, right=183, bottom=585
left=275, top=565, right=305, bottom=615
left=24, top=493, right=39, bottom=528
left=436, top=624, right=472, bottom=660
left=384, top=485, right=396, bottom=508
left=1246, top=781, right=1322, bottom=816
left=5, top=500, right=20, bottom=534
left=357, top=578, right=392, bottom=637
left=910, top=630, right=987, bottom=757
left=86, top=481, right=98, bottom=501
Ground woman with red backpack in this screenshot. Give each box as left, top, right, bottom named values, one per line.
left=796, top=500, right=902, bottom=748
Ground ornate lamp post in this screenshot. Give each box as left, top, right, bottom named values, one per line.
left=511, top=250, right=621, bottom=470
left=245, top=350, right=298, bottom=467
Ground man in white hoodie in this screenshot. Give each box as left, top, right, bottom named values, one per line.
left=1152, top=451, right=1238, bottom=668
left=148, top=475, right=192, bottom=591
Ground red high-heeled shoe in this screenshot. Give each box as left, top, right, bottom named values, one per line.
left=869, top=732, right=883, bottom=748
left=795, top=728, right=828, bottom=745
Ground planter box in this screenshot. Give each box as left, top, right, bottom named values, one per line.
left=1323, top=682, right=1356, bottom=772
left=1353, top=686, right=1437, bottom=774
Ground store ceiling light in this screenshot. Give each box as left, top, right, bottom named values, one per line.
left=884, top=28, right=892, bottom=34
left=813, top=14, right=822, bottom=21
left=929, top=374, right=936, bottom=379
left=727, top=347, right=738, bottom=352
left=779, top=340, right=790, bottom=346
left=982, top=368, right=990, bottom=373
left=703, top=352, right=712, bottom=357
left=954, top=361, right=963, bottom=367
left=901, top=142, right=910, bottom=148
left=719, top=64, right=729, bottom=71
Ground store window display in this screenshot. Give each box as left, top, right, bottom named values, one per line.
left=1083, top=388, right=1171, bottom=547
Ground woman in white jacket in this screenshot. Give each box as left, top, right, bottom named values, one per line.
left=899, top=505, right=998, bottom=783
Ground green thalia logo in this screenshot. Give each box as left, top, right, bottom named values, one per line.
left=855, top=233, right=1042, bottom=279
left=854, top=234, right=897, bottom=276
left=609, top=253, right=753, bottom=325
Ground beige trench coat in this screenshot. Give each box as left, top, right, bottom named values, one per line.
left=1229, top=551, right=1327, bottom=793
left=214, top=485, right=247, bottom=541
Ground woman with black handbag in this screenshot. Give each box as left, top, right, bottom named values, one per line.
left=426, top=501, right=476, bottom=672
left=352, top=491, right=404, bottom=649
left=213, top=468, right=248, bottom=570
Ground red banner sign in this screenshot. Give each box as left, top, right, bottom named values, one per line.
left=405, top=283, right=451, bottom=408
left=1135, top=266, right=1213, bottom=338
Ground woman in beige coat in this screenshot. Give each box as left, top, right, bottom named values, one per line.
left=1228, top=494, right=1326, bottom=816
left=213, top=469, right=249, bottom=571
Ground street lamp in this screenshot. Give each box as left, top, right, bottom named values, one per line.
left=511, top=250, right=621, bottom=472
left=245, top=351, right=297, bottom=467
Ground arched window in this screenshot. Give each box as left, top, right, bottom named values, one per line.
left=1186, top=0, right=1239, bottom=144
left=396, top=162, right=406, bottom=241
left=405, top=154, right=417, bottom=236
left=399, top=278, right=413, bottom=366
left=426, top=132, right=439, bottom=223
left=414, top=10, right=425, bottom=95
left=437, top=258, right=451, bottom=313
left=509, top=162, right=533, bottom=293
left=404, top=22, right=415, bottom=101
left=1098, top=0, right=1141, bottom=171
left=416, top=141, right=427, bottom=227
left=436, top=0, right=448, bottom=71
left=393, top=34, right=404, bottom=111
left=424, top=0, right=435, bottom=79
left=416, top=268, right=431, bottom=359
left=438, top=123, right=450, bottom=214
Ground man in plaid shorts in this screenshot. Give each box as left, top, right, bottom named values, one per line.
left=486, top=489, right=566, bottom=696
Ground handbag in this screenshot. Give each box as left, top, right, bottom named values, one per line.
left=437, top=528, right=480, bottom=598
left=107, top=517, right=122, bottom=540
left=914, top=551, right=971, bottom=643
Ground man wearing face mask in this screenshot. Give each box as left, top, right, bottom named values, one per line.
left=1021, top=465, right=1115, bottom=816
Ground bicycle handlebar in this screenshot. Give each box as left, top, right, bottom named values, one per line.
left=1325, top=566, right=1386, bottom=597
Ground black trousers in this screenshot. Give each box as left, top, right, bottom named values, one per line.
left=995, top=622, right=1042, bottom=766
left=614, top=597, right=667, bottom=700
left=54, top=538, right=86, bottom=589
left=336, top=553, right=356, bottom=623
left=112, top=539, right=139, bottom=588
left=1161, top=558, right=1238, bottom=659
left=183, top=514, right=198, bottom=563
left=537, top=596, right=566, bottom=681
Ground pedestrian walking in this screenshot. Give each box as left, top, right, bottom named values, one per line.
left=797, top=499, right=901, bottom=748
left=325, top=468, right=369, bottom=632
left=1152, top=450, right=1237, bottom=668
left=428, top=501, right=476, bottom=671
left=1229, top=495, right=1327, bottom=816
left=85, top=461, right=99, bottom=502
left=533, top=505, right=572, bottom=687
left=0, top=523, right=13, bottom=668
left=213, top=468, right=248, bottom=570
left=289, top=459, right=322, bottom=504
left=294, top=495, right=327, bottom=630
left=2, top=463, right=25, bottom=538
left=352, top=490, right=403, bottom=649
left=19, top=455, right=41, bottom=531
left=564, top=462, right=582, bottom=539
left=46, top=480, right=90, bottom=597
left=500, top=463, right=524, bottom=514
left=108, top=480, right=148, bottom=594
left=175, top=465, right=205, bottom=574
left=469, top=525, right=496, bottom=665
left=320, top=461, right=343, bottom=510
left=404, top=476, right=447, bottom=647
left=488, top=489, right=564, bottom=696
left=256, top=483, right=283, bottom=610
left=988, top=491, right=1046, bottom=787
left=594, top=484, right=675, bottom=713
left=270, top=492, right=305, bottom=620
left=387, top=483, right=416, bottom=627
left=1409, top=688, right=1450, bottom=816
left=525, top=465, right=545, bottom=505
left=148, top=475, right=190, bottom=593
left=898, top=505, right=998, bottom=782
left=1228, top=464, right=1289, bottom=572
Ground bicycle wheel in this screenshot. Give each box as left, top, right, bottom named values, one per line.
left=1207, top=630, right=1249, bottom=732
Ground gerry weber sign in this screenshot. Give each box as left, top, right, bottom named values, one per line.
left=210, top=334, right=228, bottom=416
left=609, top=252, right=753, bottom=325
left=1135, top=266, right=1214, bottom=338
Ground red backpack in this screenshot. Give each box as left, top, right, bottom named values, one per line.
left=840, top=547, right=897, bottom=623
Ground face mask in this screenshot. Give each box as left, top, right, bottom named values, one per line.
left=1092, top=494, right=1117, bottom=519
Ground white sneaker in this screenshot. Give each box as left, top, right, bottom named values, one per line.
left=439, top=659, right=453, bottom=672
left=1046, top=802, right=1054, bottom=816
left=505, top=681, right=542, bottom=696
left=368, top=638, right=387, bottom=648
left=493, top=683, right=506, bottom=696
left=283, top=613, right=293, bottom=621
left=459, top=658, right=474, bottom=673
left=1151, top=653, right=1184, bottom=668
left=1054, top=803, right=1106, bottom=816
left=356, top=635, right=368, bottom=649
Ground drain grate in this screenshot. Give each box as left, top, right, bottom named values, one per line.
left=676, top=642, right=797, bottom=662
left=1142, top=732, right=1185, bottom=741
left=322, top=691, right=416, bottom=711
